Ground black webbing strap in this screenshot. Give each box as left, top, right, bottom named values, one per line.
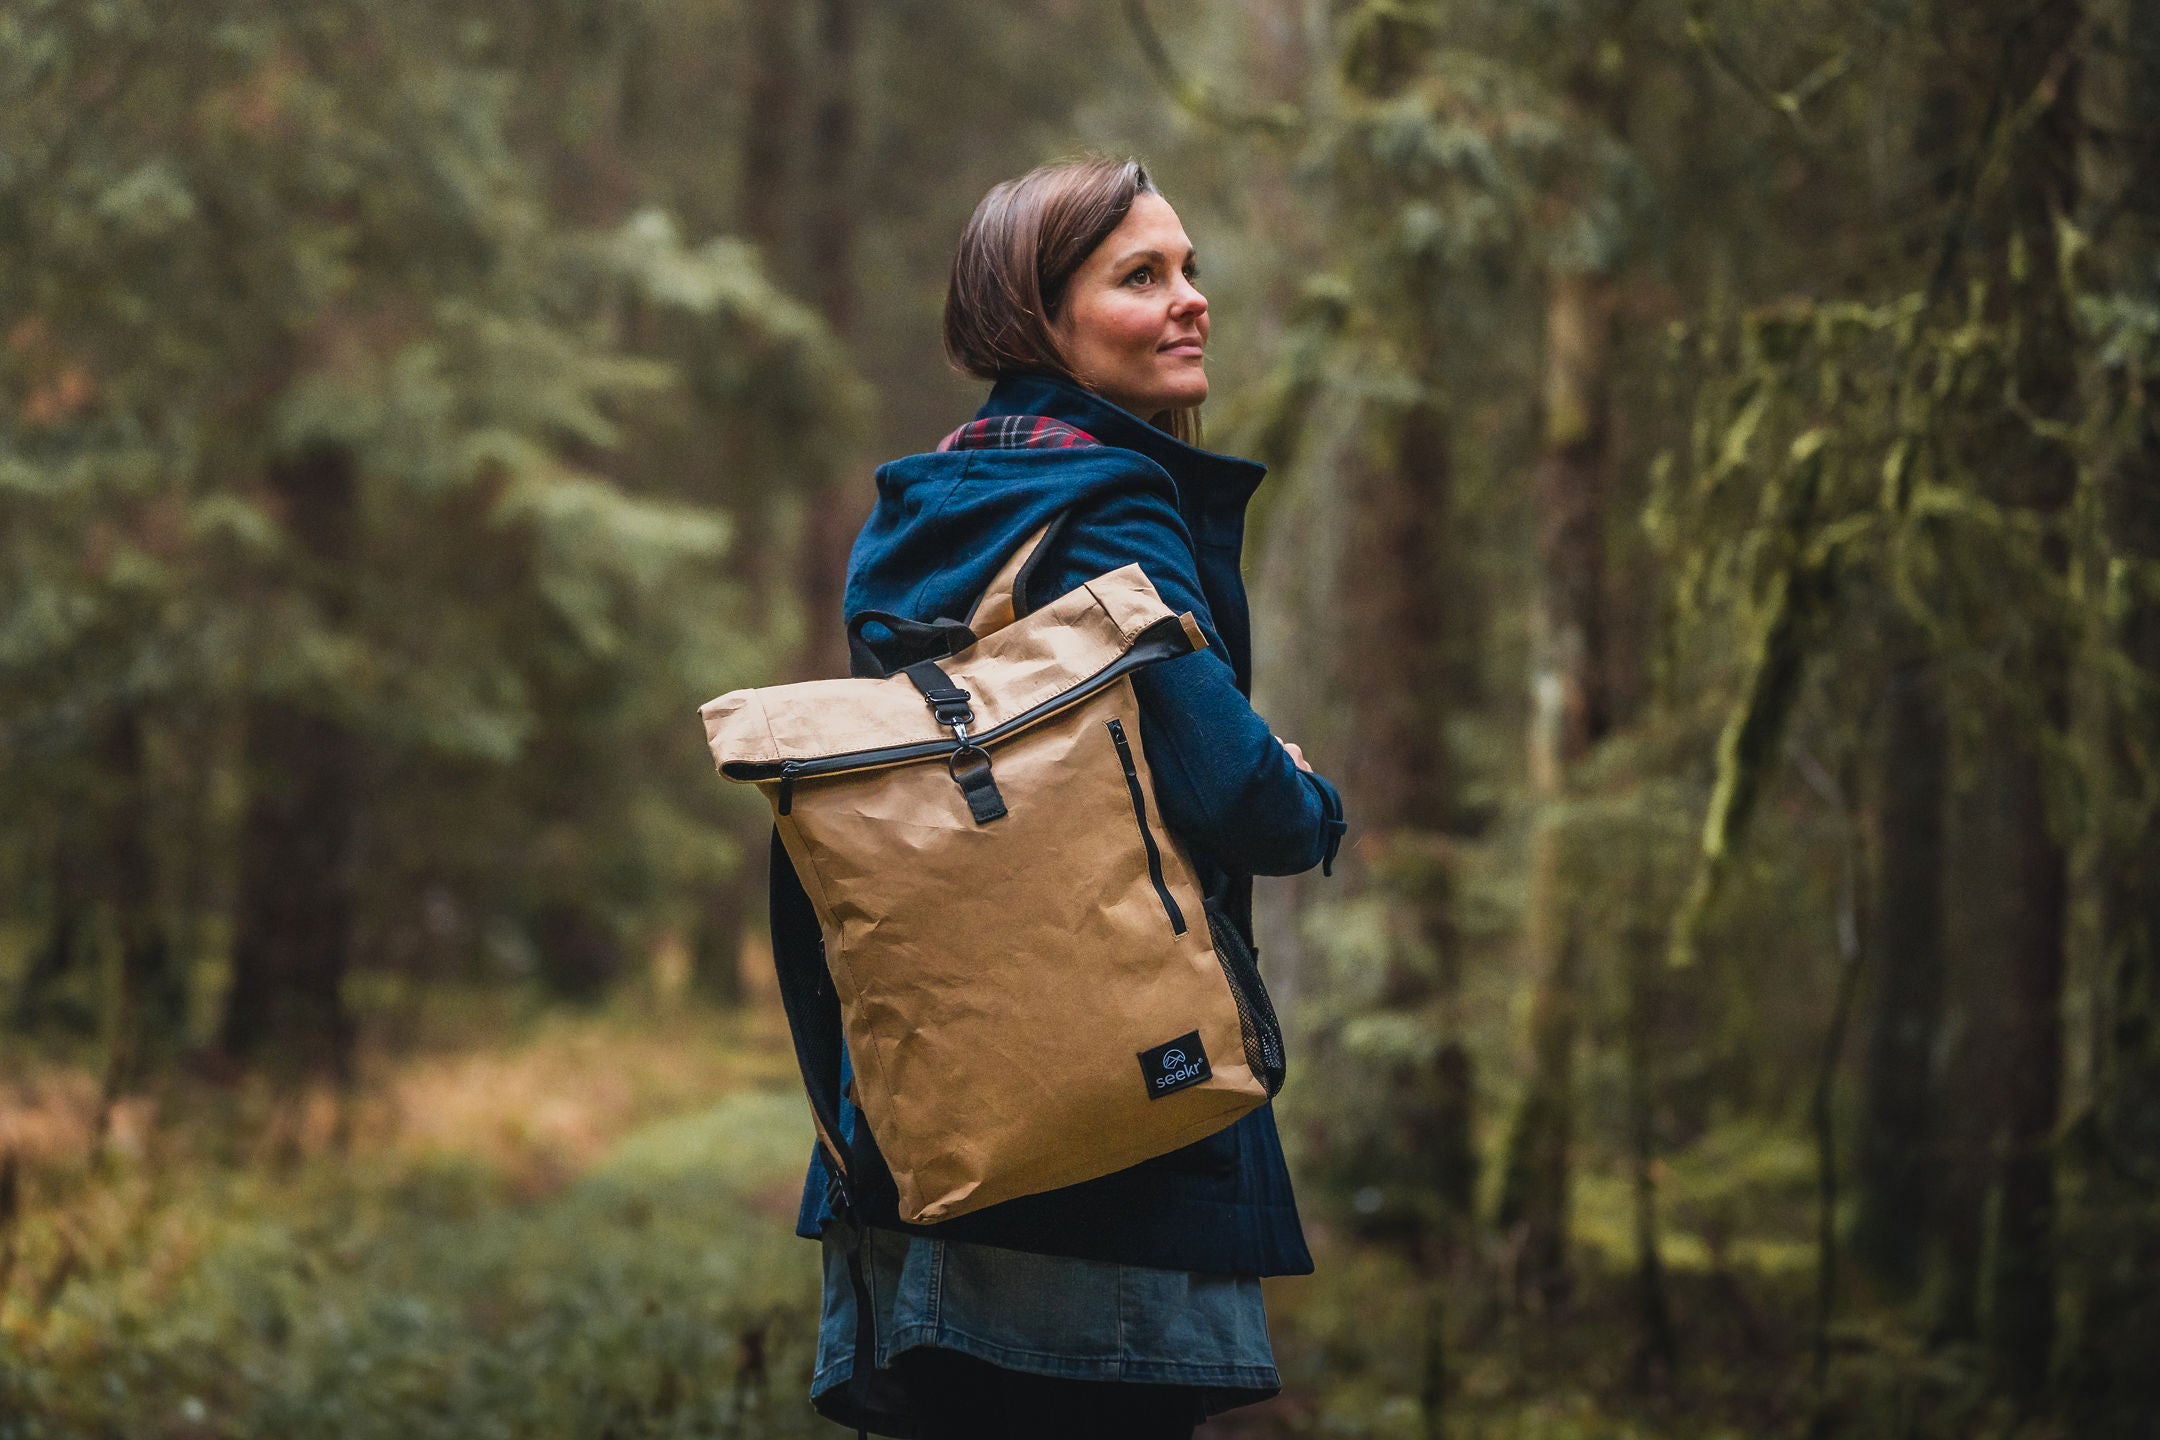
left=1010, top=508, right=1071, bottom=622
left=831, top=1202, right=877, bottom=1439
left=900, top=659, right=976, bottom=728
left=901, top=660, right=1008, bottom=823
left=766, top=831, right=875, bottom=1437
left=946, top=749, right=1007, bottom=824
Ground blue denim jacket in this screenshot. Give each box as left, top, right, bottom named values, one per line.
left=768, top=374, right=1346, bottom=1277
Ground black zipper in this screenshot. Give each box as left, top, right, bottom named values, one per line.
left=723, top=614, right=1197, bottom=786
left=1106, top=717, right=1186, bottom=936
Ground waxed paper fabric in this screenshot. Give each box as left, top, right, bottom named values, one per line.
left=700, top=562, right=1270, bottom=1224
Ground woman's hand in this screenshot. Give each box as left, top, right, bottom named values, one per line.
left=1276, top=736, right=1312, bottom=773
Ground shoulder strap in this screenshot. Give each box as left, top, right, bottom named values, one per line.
left=965, top=511, right=1071, bottom=637
left=767, top=830, right=878, bottom=1436
left=842, top=511, right=1069, bottom=677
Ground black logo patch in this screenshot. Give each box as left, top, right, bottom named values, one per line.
left=1139, top=1031, right=1211, bottom=1100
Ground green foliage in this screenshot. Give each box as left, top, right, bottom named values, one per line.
left=597, top=208, right=871, bottom=469
left=0, top=1090, right=827, bottom=1439
left=0, top=0, right=863, bottom=1008
left=1316, top=43, right=1647, bottom=281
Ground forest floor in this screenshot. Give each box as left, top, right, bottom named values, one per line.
left=0, top=999, right=2032, bottom=1440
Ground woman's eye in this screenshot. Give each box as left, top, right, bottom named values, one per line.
left=1124, top=267, right=1153, bottom=286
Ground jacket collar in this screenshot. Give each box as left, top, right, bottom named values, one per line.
left=977, top=374, right=1265, bottom=509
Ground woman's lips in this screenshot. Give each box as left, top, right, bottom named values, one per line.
left=1159, top=339, right=1205, bottom=357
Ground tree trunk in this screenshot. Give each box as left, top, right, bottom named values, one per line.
left=1975, top=0, right=2082, bottom=1404
left=692, top=882, right=748, bottom=1007
left=807, top=0, right=858, bottom=338
left=1990, top=717, right=2070, bottom=1404
left=1809, top=772, right=1867, bottom=1411
left=1851, top=641, right=1948, bottom=1293
left=1334, top=381, right=1471, bottom=1431
left=9, top=842, right=91, bottom=1034
left=1625, top=894, right=1677, bottom=1387
left=730, top=0, right=802, bottom=629
left=1900, top=36, right=1987, bottom=1353
left=531, top=899, right=622, bottom=1005
left=736, top=0, right=800, bottom=266
left=1497, top=265, right=1616, bottom=1306
left=2066, top=1, right=2160, bottom=1428
left=99, top=709, right=183, bottom=1119
left=720, top=0, right=808, bottom=1002
left=1927, top=748, right=2019, bottom=1345
left=798, top=0, right=863, bottom=683
left=219, top=442, right=362, bottom=1080
left=1339, top=388, right=1477, bottom=1226
left=1844, top=0, right=1976, bottom=1296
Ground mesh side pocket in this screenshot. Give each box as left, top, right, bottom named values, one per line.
left=1203, top=901, right=1286, bottom=1096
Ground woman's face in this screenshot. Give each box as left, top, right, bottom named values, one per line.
left=1051, top=191, right=1209, bottom=420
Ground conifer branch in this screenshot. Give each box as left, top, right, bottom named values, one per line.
left=1119, top=0, right=1303, bottom=138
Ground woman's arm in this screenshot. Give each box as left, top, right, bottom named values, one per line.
left=1030, top=477, right=1347, bottom=878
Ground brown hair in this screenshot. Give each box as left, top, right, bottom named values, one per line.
left=943, top=156, right=1199, bottom=445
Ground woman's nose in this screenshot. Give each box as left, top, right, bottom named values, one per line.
left=1169, top=274, right=1207, bottom=318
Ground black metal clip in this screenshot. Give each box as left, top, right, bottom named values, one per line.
left=919, top=686, right=972, bottom=727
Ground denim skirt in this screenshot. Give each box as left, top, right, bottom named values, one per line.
left=811, top=1227, right=1280, bottom=1433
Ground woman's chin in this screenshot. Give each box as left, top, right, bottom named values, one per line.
left=1146, top=375, right=1209, bottom=414
left=1098, top=371, right=1207, bottom=418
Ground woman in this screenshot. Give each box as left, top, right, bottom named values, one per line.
left=767, top=156, right=1348, bottom=1438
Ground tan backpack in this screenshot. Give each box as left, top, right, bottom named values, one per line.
left=699, top=525, right=1284, bottom=1225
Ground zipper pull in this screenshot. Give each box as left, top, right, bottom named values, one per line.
left=1107, top=717, right=1138, bottom=772
left=777, top=760, right=800, bottom=815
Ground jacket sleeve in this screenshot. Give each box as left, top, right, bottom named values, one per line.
left=1034, top=475, right=1348, bottom=879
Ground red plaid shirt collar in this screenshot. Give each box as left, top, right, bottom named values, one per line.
left=935, top=414, right=1098, bottom=453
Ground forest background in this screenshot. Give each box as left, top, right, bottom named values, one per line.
left=3, top=1, right=2157, bottom=1437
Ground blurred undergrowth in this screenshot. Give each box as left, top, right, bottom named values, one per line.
left=0, top=999, right=2023, bottom=1440
left=0, top=1004, right=827, bottom=1440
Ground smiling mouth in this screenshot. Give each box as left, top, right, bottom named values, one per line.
left=1159, top=339, right=1205, bottom=356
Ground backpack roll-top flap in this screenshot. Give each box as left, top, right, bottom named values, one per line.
left=701, top=562, right=1204, bottom=774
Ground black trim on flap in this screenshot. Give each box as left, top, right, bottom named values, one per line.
left=722, top=614, right=1200, bottom=787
